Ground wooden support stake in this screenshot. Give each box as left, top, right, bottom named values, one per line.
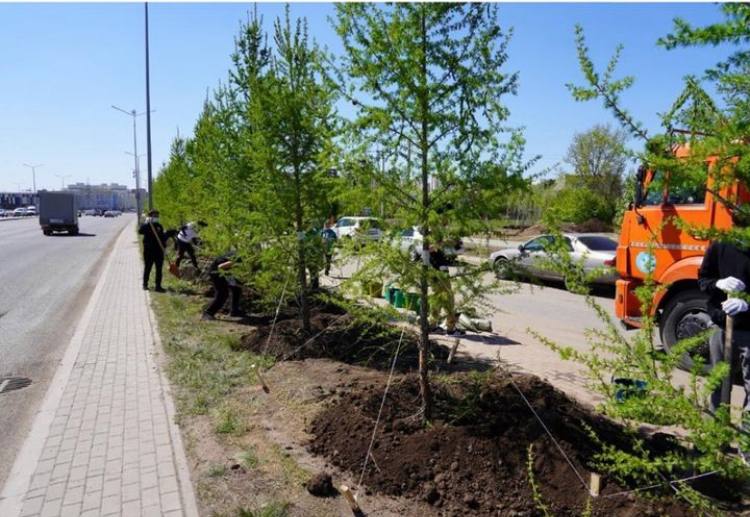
left=589, top=473, right=601, bottom=497
left=339, top=484, right=361, bottom=514
left=447, top=338, right=460, bottom=365
left=252, top=364, right=270, bottom=393
left=720, top=315, right=735, bottom=407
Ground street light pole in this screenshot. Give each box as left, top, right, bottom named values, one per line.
left=112, top=105, right=148, bottom=221
left=55, top=174, right=71, bottom=190
left=22, top=163, right=43, bottom=193
left=145, top=2, right=154, bottom=210
left=125, top=150, right=145, bottom=214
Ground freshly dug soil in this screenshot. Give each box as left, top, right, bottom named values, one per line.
left=237, top=308, right=449, bottom=371
left=308, top=372, right=700, bottom=516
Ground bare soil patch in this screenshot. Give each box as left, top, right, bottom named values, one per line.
left=308, top=371, right=726, bottom=516
left=236, top=308, right=450, bottom=371
left=497, top=220, right=616, bottom=240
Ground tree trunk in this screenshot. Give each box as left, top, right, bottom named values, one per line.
left=294, top=164, right=311, bottom=334
left=417, top=6, right=432, bottom=424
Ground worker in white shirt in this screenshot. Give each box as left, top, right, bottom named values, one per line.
left=175, top=221, right=205, bottom=269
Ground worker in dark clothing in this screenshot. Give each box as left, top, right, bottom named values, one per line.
left=202, top=252, right=245, bottom=320
left=428, top=244, right=463, bottom=335
left=321, top=222, right=337, bottom=276
left=698, top=240, right=750, bottom=460
left=138, top=210, right=177, bottom=292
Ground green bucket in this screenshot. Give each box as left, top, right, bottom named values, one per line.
left=383, top=284, right=394, bottom=303
left=392, top=288, right=405, bottom=308
left=405, top=292, right=421, bottom=312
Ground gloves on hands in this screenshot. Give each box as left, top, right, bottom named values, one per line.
left=716, top=276, right=746, bottom=293
left=722, top=297, right=749, bottom=316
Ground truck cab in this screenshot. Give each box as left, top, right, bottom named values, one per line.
left=615, top=145, right=749, bottom=368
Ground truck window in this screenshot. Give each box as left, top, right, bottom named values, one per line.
left=642, top=170, right=667, bottom=206
left=667, top=165, right=706, bottom=205
left=641, top=169, right=706, bottom=206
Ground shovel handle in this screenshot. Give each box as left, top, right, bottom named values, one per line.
left=720, top=315, right=735, bottom=406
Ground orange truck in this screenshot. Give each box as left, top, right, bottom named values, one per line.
left=615, top=145, right=749, bottom=367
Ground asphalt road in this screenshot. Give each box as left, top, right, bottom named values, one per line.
left=0, top=214, right=132, bottom=488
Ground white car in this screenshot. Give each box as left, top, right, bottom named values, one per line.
left=334, top=217, right=382, bottom=241
left=490, top=233, right=618, bottom=286
left=13, top=207, right=27, bottom=217
left=26, top=206, right=37, bottom=216
left=397, top=227, right=463, bottom=260
left=0, top=209, right=6, bottom=218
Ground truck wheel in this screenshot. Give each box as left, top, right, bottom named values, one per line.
left=660, top=289, right=713, bottom=372
left=43, top=229, right=51, bottom=236
left=69, top=227, right=79, bottom=236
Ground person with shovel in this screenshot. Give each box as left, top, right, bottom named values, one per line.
left=202, top=250, right=245, bottom=321
left=138, top=209, right=177, bottom=292
left=699, top=240, right=750, bottom=456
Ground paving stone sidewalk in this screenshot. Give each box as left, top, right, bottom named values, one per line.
left=0, top=226, right=198, bottom=517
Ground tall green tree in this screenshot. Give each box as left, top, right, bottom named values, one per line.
left=335, top=3, right=531, bottom=421
left=564, top=124, right=628, bottom=201
left=153, top=10, right=339, bottom=326
left=253, top=9, right=337, bottom=333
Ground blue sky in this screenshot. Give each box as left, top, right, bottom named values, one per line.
left=0, top=2, right=734, bottom=192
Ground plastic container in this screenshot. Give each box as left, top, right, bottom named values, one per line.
left=392, top=288, right=405, bottom=308
left=405, top=292, right=421, bottom=312
left=383, top=284, right=396, bottom=304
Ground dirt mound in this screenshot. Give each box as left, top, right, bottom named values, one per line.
left=496, top=220, right=615, bottom=239
left=237, top=309, right=449, bottom=371
left=567, top=218, right=614, bottom=233
left=308, top=373, right=697, bottom=516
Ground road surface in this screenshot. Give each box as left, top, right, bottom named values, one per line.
left=0, top=214, right=132, bottom=488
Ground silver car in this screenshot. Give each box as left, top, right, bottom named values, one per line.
left=490, top=233, right=618, bottom=286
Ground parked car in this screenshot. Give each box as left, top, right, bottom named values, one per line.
left=26, top=206, right=37, bottom=216
left=83, top=209, right=97, bottom=216
left=490, top=233, right=618, bottom=286
left=13, top=207, right=27, bottom=217
left=103, top=210, right=116, bottom=218
left=334, top=217, right=382, bottom=241
left=397, top=226, right=463, bottom=261
left=0, top=209, right=6, bottom=218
